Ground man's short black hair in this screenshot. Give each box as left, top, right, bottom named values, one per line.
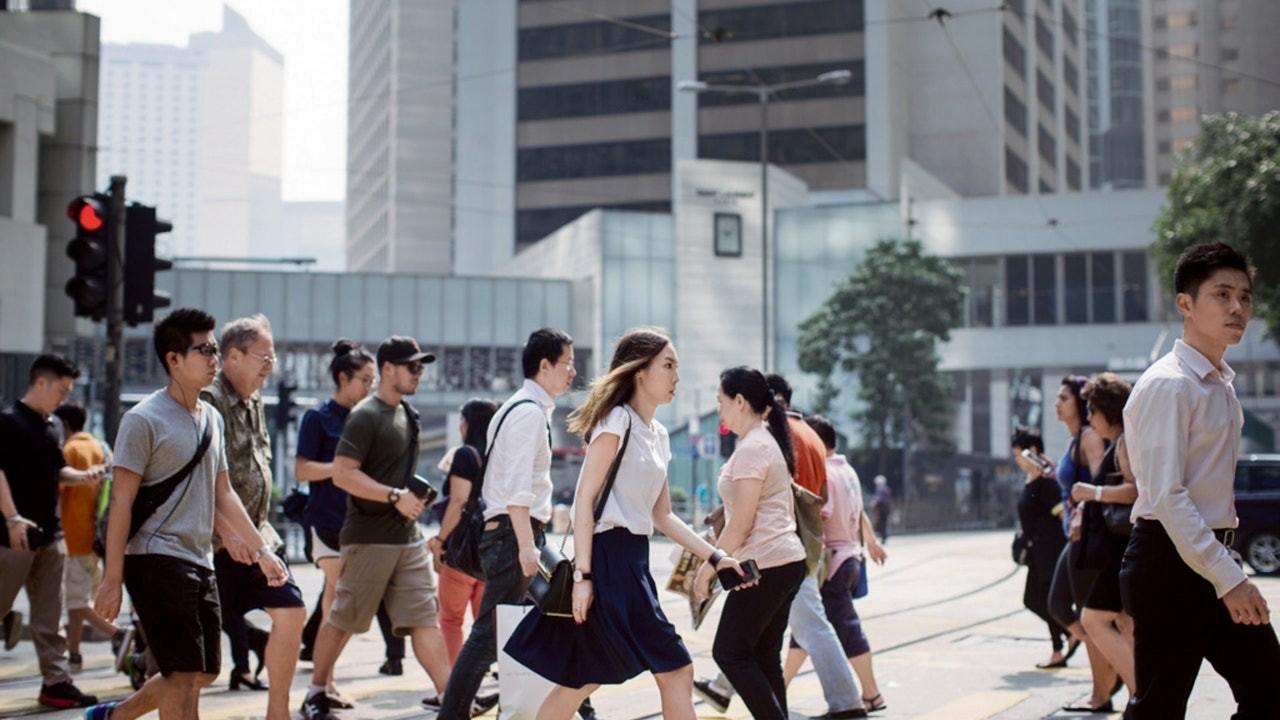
left=805, top=414, right=837, bottom=450
left=765, top=373, right=793, bottom=407
left=54, top=404, right=87, bottom=434
left=29, top=354, right=79, bottom=385
left=154, top=308, right=217, bottom=375
left=522, top=328, right=573, bottom=379
left=1173, top=242, right=1254, bottom=298
left=1010, top=426, right=1045, bottom=454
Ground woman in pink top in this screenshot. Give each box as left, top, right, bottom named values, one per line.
left=693, top=367, right=807, bottom=720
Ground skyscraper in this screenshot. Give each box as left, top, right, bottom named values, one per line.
left=1086, top=0, right=1148, bottom=189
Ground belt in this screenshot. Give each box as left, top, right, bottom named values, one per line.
left=488, top=513, right=546, bottom=534
left=1135, top=518, right=1236, bottom=547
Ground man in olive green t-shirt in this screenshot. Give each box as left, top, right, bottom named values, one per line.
left=301, top=337, right=451, bottom=720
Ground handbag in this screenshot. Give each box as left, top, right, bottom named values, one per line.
left=282, top=487, right=308, bottom=524
left=443, top=400, right=538, bottom=580
left=1099, top=441, right=1133, bottom=538
left=527, top=412, right=632, bottom=618
left=792, top=482, right=827, bottom=578
left=1011, top=529, right=1030, bottom=566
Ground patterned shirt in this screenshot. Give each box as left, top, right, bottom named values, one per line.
left=201, top=372, right=281, bottom=550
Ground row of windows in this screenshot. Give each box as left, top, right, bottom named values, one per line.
left=956, top=251, right=1149, bottom=328
left=697, top=61, right=865, bottom=107
left=698, top=124, right=866, bottom=164
left=698, top=0, right=863, bottom=44
left=518, top=14, right=670, bottom=62
left=518, top=76, right=670, bottom=122
left=517, top=137, right=671, bottom=182
left=515, top=201, right=671, bottom=248
left=1003, top=28, right=1026, bottom=79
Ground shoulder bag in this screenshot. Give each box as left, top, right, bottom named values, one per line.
left=527, top=411, right=632, bottom=618
left=442, top=399, right=537, bottom=579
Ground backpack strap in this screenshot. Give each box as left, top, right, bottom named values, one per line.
left=400, top=400, right=421, bottom=486
left=591, top=409, right=633, bottom=523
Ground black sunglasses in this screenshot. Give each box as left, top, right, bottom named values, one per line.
left=395, top=360, right=425, bottom=375
left=188, top=341, right=219, bottom=358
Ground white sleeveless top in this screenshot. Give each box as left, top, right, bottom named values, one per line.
left=573, top=405, right=671, bottom=536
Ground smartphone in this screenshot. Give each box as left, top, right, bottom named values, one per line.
left=1020, top=448, right=1055, bottom=475
left=407, top=474, right=439, bottom=505
left=718, top=558, right=761, bottom=590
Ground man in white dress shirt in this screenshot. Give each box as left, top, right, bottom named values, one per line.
left=438, top=328, right=577, bottom=719
left=1121, top=242, right=1279, bottom=719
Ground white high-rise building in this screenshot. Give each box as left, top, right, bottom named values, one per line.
left=97, top=5, right=283, bottom=258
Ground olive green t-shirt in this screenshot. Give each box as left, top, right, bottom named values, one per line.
left=335, top=395, right=421, bottom=545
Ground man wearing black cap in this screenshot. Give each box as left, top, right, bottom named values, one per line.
left=302, top=336, right=452, bottom=720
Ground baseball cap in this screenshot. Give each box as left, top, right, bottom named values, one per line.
left=376, top=336, right=437, bottom=368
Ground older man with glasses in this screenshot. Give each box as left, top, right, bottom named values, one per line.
left=201, top=314, right=306, bottom=720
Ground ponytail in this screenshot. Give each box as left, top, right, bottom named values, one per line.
left=719, top=366, right=796, bottom=476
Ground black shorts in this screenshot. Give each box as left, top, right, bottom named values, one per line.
left=213, top=548, right=305, bottom=614
left=124, top=554, right=222, bottom=676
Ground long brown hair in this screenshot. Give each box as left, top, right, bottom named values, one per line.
left=567, top=327, right=672, bottom=439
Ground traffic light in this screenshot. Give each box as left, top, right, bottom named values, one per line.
left=123, top=203, right=173, bottom=326
left=275, top=380, right=297, bottom=431
left=719, top=421, right=736, bottom=459
left=65, top=194, right=112, bottom=320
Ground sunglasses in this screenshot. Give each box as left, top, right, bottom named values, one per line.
left=396, top=361, right=426, bottom=375
left=188, top=341, right=219, bottom=358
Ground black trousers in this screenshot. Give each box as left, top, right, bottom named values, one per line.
left=712, top=560, right=807, bottom=720
left=1120, top=520, right=1280, bottom=720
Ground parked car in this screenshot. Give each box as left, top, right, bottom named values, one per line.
left=1235, top=455, right=1280, bottom=576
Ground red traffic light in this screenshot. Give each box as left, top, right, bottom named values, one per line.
left=67, top=197, right=106, bottom=232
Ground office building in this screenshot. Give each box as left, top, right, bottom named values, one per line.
left=1086, top=0, right=1149, bottom=188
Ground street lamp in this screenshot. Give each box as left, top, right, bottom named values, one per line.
left=678, top=69, right=852, bottom=371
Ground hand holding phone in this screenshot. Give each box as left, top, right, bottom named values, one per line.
left=407, top=474, right=439, bottom=505
left=1020, top=448, right=1055, bottom=476
left=718, top=558, right=761, bottom=590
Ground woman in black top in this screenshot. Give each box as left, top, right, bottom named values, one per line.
left=1069, top=373, right=1136, bottom=704
left=1013, top=427, right=1069, bottom=668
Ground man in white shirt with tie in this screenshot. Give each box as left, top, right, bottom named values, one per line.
left=437, top=328, right=577, bottom=719
left=1121, top=242, right=1279, bottom=719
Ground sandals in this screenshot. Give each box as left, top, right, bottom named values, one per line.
left=863, top=694, right=887, bottom=713
left=1061, top=700, right=1113, bottom=713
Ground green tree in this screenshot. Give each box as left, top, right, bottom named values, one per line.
left=796, top=238, right=964, bottom=475
left=1153, top=112, right=1280, bottom=337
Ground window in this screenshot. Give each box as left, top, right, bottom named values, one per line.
left=1003, top=28, right=1026, bottom=78
left=1092, top=253, right=1116, bottom=322
left=698, top=125, right=866, bottom=164
left=1157, top=109, right=1171, bottom=123
left=1033, top=255, right=1056, bottom=324
left=1167, top=12, right=1196, bottom=28
left=1221, top=48, right=1239, bottom=62
left=698, top=61, right=865, bottom=107
left=1037, top=70, right=1055, bottom=114
left=1158, top=140, right=1172, bottom=153
left=1171, top=106, right=1198, bottom=124
left=1039, top=125, right=1056, bottom=167
left=1156, top=78, right=1170, bottom=92
left=1064, top=253, right=1088, bottom=322
left=1004, top=87, right=1028, bottom=137
left=1065, top=106, right=1080, bottom=144
left=1008, top=0, right=1024, bottom=19
left=1153, top=15, right=1167, bottom=29
left=1006, top=147, right=1029, bottom=192
left=714, top=213, right=742, bottom=257
left=1035, top=14, right=1054, bottom=56
left=1170, top=74, right=1198, bottom=90
left=1121, top=251, right=1148, bottom=322
left=518, top=76, right=670, bottom=121
left=1006, top=254, right=1030, bottom=326
left=518, top=137, right=670, bottom=182
left=519, top=14, right=671, bottom=61
left=969, top=258, right=1001, bottom=327
left=1240, top=463, right=1280, bottom=493
left=1166, top=44, right=1197, bottom=59
left=1067, top=158, right=1081, bottom=190
left=1062, top=7, right=1078, bottom=45
left=1039, top=179, right=1053, bottom=193
left=698, top=0, right=863, bottom=44
left=1173, top=137, right=1194, bottom=153
left=515, top=201, right=671, bottom=247
left=971, top=369, right=992, bottom=454
left=1064, top=57, right=1078, bottom=93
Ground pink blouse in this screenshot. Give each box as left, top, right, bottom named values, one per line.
left=821, top=454, right=865, bottom=580
left=717, top=423, right=806, bottom=570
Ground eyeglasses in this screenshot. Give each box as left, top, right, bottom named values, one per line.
left=244, top=349, right=277, bottom=367
left=396, top=361, right=426, bottom=375
left=188, top=341, right=219, bottom=358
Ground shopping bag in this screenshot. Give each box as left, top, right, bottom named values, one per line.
left=496, top=604, right=558, bottom=720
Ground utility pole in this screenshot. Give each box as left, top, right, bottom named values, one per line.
left=104, top=175, right=126, bottom=441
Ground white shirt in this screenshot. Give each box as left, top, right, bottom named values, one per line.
left=574, top=405, right=671, bottom=537
left=1125, top=339, right=1248, bottom=598
left=482, top=379, right=555, bottom=523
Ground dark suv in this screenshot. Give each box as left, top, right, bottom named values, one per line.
left=1235, top=455, right=1280, bottom=575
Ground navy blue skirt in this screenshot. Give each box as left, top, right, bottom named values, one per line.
left=503, top=528, right=692, bottom=688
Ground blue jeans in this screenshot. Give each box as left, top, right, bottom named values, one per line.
left=437, top=516, right=544, bottom=719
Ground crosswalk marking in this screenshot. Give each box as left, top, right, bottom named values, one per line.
left=913, top=690, right=1030, bottom=719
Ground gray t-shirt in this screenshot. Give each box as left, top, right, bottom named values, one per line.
left=114, top=389, right=228, bottom=569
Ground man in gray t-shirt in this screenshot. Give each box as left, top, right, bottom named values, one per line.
left=89, top=309, right=287, bottom=720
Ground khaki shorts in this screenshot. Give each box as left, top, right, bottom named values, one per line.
left=329, top=541, right=438, bottom=636
left=63, top=554, right=102, bottom=611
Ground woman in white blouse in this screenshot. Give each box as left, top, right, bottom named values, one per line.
left=504, top=327, right=749, bottom=720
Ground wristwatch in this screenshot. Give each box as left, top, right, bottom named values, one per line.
left=254, top=545, right=272, bottom=561
left=1093, top=485, right=1103, bottom=502
left=388, top=487, right=404, bottom=505
left=573, top=568, right=592, bottom=583
left=5, top=514, right=27, bottom=527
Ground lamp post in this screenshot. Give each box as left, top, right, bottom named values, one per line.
left=678, top=69, right=852, bottom=371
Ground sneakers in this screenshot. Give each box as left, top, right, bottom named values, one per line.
left=378, top=657, right=403, bottom=676
left=813, top=709, right=869, bottom=719
left=301, top=690, right=338, bottom=720
left=3, top=610, right=21, bottom=650
left=83, top=702, right=117, bottom=719
left=112, top=627, right=134, bottom=673
left=68, top=652, right=83, bottom=671
left=421, top=693, right=499, bottom=717
left=693, top=678, right=731, bottom=714
left=122, top=652, right=147, bottom=691
left=38, top=681, right=98, bottom=709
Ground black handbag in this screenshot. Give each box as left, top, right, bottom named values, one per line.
left=1011, top=529, right=1030, bottom=566
left=443, top=399, right=537, bottom=579
left=1098, top=442, right=1133, bottom=538
left=527, top=413, right=632, bottom=618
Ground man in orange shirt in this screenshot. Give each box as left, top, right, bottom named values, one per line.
left=54, top=405, right=123, bottom=670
